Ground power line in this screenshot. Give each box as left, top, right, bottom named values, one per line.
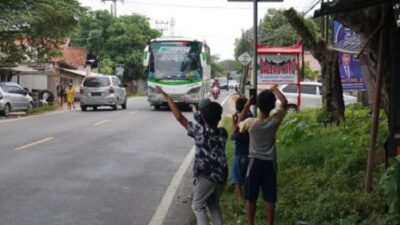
left=126, top=0, right=317, bottom=11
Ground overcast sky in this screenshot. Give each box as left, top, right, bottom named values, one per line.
left=78, top=0, right=320, bottom=60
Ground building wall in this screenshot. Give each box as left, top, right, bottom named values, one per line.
left=12, top=74, right=47, bottom=91
left=304, top=51, right=321, bottom=72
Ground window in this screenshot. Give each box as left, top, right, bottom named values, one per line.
left=0, top=85, right=11, bottom=93
left=301, top=85, right=317, bottom=95
left=282, top=84, right=298, bottom=93
left=83, top=77, right=110, bottom=87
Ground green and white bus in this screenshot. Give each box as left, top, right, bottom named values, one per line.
left=143, top=37, right=211, bottom=109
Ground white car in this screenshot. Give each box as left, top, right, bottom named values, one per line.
left=79, top=75, right=127, bottom=111
left=228, top=80, right=238, bottom=89
left=0, top=82, right=33, bottom=117
left=279, top=82, right=357, bottom=112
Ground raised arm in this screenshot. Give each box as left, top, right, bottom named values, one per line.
left=155, top=86, right=188, bottom=128
left=270, top=84, right=287, bottom=110
left=238, top=97, right=252, bottom=122
left=232, top=113, right=239, bottom=133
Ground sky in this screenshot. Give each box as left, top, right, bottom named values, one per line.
left=78, top=0, right=320, bottom=60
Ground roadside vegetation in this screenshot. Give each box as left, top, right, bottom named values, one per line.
left=26, top=104, right=58, bottom=116
left=128, top=92, right=147, bottom=98
left=221, top=105, right=400, bottom=225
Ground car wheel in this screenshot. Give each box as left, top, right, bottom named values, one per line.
left=121, top=100, right=127, bottom=110
left=2, top=104, right=10, bottom=117
left=93, top=106, right=98, bottom=111
left=287, top=104, right=298, bottom=113
left=154, top=105, right=161, bottom=110
left=81, top=105, right=87, bottom=112
left=112, top=99, right=119, bottom=111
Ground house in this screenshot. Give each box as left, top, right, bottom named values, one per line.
left=1, top=44, right=90, bottom=102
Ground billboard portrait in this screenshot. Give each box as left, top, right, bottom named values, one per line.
left=333, top=21, right=366, bottom=91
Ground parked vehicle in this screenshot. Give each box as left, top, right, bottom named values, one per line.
left=279, top=81, right=357, bottom=112
left=79, top=75, right=127, bottom=111
left=0, top=82, right=33, bottom=117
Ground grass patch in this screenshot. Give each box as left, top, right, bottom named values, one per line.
left=128, top=92, right=147, bottom=97
left=220, top=106, right=400, bottom=225
left=26, top=104, right=58, bottom=116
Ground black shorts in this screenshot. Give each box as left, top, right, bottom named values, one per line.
left=244, top=158, right=277, bottom=203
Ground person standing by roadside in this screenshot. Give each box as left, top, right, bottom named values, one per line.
left=155, top=85, right=227, bottom=225
left=65, top=83, right=75, bottom=110
left=238, top=84, right=287, bottom=225
left=230, top=97, right=253, bottom=203
left=56, top=80, right=65, bottom=108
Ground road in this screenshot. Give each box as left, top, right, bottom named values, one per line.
left=0, top=90, right=232, bottom=225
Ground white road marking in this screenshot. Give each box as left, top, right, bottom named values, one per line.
left=92, top=119, right=111, bottom=127
left=221, top=91, right=235, bottom=106
left=15, top=137, right=55, bottom=151
left=0, top=98, right=146, bottom=125
left=147, top=147, right=195, bottom=225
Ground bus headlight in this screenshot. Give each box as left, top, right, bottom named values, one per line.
left=187, top=87, right=201, bottom=95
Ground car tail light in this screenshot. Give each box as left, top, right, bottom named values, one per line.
left=109, top=87, right=115, bottom=94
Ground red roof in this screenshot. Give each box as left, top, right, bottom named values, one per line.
left=257, top=41, right=302, bottom=54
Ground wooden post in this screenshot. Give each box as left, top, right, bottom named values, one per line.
left=365, top=14, right=386, bottom=193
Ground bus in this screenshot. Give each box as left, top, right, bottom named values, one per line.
left=143, top=37, right=211, bottom=109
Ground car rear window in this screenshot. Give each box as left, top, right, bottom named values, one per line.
left=301, top=85, right=317, bottom=95
left=282, top=84, right=298, bottom=93
left=83, top=77, right=110, bottom=87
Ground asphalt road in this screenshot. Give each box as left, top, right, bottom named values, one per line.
left=0, top=90, right=232, bottom=225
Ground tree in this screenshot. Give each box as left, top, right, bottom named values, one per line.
left=219, top=59, right=240, bottom=73
left=71, top=10, right=161, bottom=81
left=70, top=9, right=114, bottom=63
left=0, top=0, right=83, bottom=64
left=103, top=14, right=160, bottom=81
left=284, top=8, right=345, bottom=122
left=333, top=6, right=393, bottom=113
left=260, top=9, right=321, bottom=47
left=210, top=55, right=224, bottom=78
left=303, top=61, right=319, bottom=80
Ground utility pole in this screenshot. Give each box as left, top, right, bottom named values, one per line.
left=102, top=0, right=122, bottom=17
left=170, top=18, right=175, bottom=36
left=228, top=0, right=284, bottom=116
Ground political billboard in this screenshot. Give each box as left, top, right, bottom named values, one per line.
left=333, top=21, right=366, bottom=91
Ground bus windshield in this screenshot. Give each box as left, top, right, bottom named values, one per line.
left=149, top=41, right=202, bottom=80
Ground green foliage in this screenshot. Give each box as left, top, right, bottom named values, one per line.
left=0, top=0, right=83, bottom=63
left=303, top=61, right=319, bottom=80
left=99, top=57, right=114, bottom=75
left=211, top=55, right=225, bottom=78
left=26, top=104, right=57, bottom=115
left=220, top=106, right=398, bottom=225
left=234, top=9, right=321, bottom=60
left=219, top=59, right=240, bottom=72
left=70, top=10, right=161, bottom=81
left=380, top=159, right=400, bottom=215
